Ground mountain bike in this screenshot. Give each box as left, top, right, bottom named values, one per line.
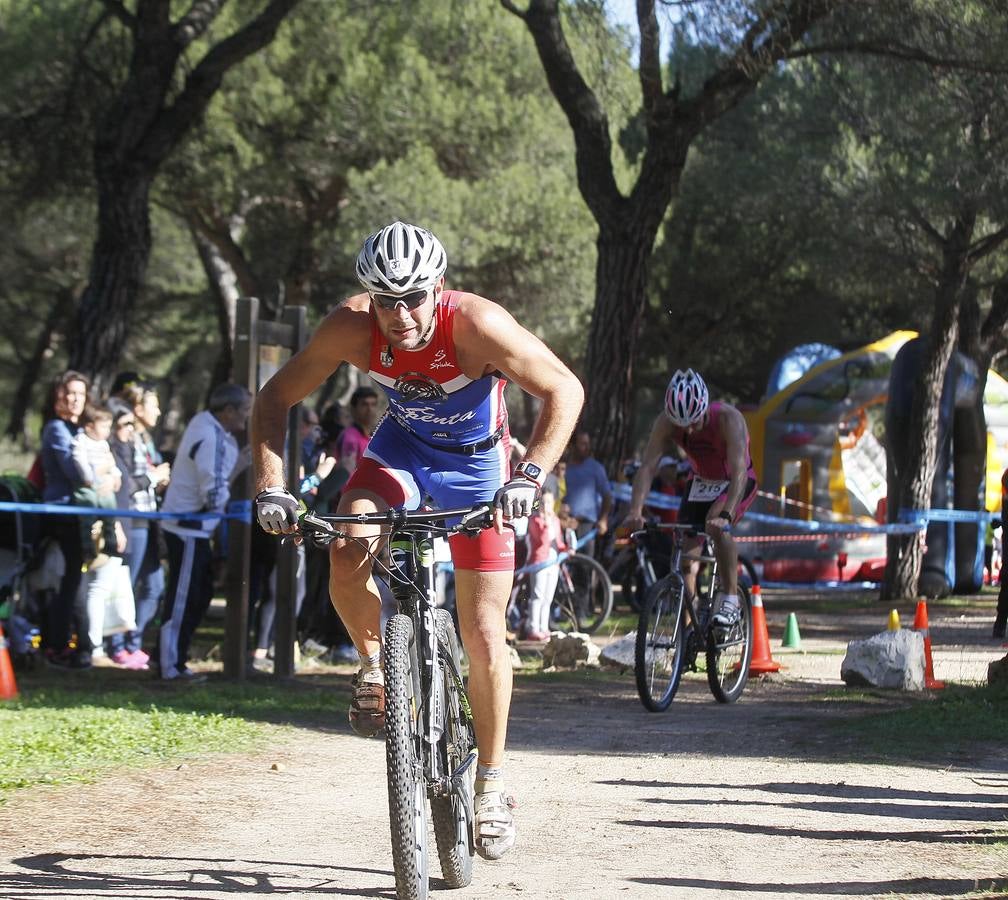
left=609, top=523, right=758, bottom=613
left=508, top=549, right=613, bottom=636
left=634, top=523, right=753, bottom=710
left=300, top=503, right=492, bottom=900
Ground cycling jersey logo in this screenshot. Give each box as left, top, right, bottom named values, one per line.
left=395, top=372, right=447, bottom=402
left=429, top=349, right=452, bottom=371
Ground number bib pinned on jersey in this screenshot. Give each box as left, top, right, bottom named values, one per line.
left=688, top=477, right=729, bottom=503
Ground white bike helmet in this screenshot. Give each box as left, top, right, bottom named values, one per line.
left=664, top=369, right=709, bottom=427
left=355, top=221, right=447, bottom=294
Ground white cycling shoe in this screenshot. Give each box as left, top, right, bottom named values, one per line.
left=474, top=790, right=517, bottom=860
left=711, top=593, right=741, bottom=627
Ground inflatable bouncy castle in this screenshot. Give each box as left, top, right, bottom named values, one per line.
left=740, top=332, right=1008, bottom=594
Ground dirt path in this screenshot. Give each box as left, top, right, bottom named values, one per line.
left=1, top=594, right=1007, bottom=899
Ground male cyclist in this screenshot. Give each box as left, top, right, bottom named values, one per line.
left=251, top=221, right=583, bottom=860
left=625, top=369, right=757, bottom=628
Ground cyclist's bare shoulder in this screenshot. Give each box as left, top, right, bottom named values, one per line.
left=452, top=292, right=564, bottom=378
left=717, top=402, right=749, bottom=437
left=309, top=293, right=373, bottom=370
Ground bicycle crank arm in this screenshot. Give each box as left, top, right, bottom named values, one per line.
left=447, top=749, right=478, bottom=824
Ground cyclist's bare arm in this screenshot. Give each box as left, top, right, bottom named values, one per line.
left=454, top=293, right=583, bottom=474
left=627, top=412, right=676, bottom=522
left=251, top=297, right=372, bottom=501
left=714, top=404, right=749, bottom=519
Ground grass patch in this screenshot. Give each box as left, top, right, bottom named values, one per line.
left=0, top=670, right=352, bottom=801
left=823, top=682, right=1008, bottom=760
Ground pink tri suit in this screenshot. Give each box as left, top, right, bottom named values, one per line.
left=677, top=401, right=758, bottom=525
left=343, top=291, right=514, bottom=571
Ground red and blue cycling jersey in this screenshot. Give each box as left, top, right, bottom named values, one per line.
left=343, top=291, right=514, bottom=571
left=366, top=291, right=508, bottom=448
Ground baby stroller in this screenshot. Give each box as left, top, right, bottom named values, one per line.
left=0, top=474, right=46, bottom=669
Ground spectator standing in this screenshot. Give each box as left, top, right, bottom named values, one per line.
left=994, top=467, right=1008, bottom=638
left=112, top=382, right=170, bottom=661
left=563, top=429, right=613, bottom=558
left=524, top=488, right=568, bottom=641
left=39, top=370, right=92, bottom=668
left=107, top=401, right=159, bottom=668
left=83, top=403, right=138, bottom=668
left=336, top=386, right=379, bottom=471
left=158, top=383, right=251, bottom=681
left=70, top=404, right=121, bottom=564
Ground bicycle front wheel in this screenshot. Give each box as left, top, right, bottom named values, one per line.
left=430, top=610, right=475, bottom=888
left=706, top=583, right=753, bottom=703
left=560, top=553, right=613, bottom=634
left=634, top=574, right=687, bottom=712
left=384, top=613, right=430, bottom=900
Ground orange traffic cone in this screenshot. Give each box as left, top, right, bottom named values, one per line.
left=0, top=622, right=19, bottom=701
left=913, top=599, right=944, bottom=690
left=748, top=585, right=782, bottom=674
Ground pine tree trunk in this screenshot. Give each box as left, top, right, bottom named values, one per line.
left=581, top=224, right=654, bottom=468
left=69, top=171, right=153, bottom=387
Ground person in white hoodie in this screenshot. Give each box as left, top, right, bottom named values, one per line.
left=158, top=383, right=251, bottom=681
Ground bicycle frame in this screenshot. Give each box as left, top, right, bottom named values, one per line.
left=385, top=525, right=477, bottom=806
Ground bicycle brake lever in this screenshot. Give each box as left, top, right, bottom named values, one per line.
left=458, top=504, right=493, bottom=531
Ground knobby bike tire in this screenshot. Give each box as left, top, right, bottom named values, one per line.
left=634, top=574, right=687, bottom=712
left=559, top=553, right=614, bottom=634
left=705, top=582, right=753, bottom=704
left=430, top=609, right=475, bottom=888
left=384, top=613, right=429, bottom=900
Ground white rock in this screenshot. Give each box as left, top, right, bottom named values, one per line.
left=840, top=629, right=925, bottom=691
left=599, top=632, right=636, bottom=668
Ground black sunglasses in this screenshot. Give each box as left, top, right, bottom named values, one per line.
left=369, top=287, right=430, bottom=311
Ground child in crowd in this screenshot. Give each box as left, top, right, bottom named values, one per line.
left=70, top=404, right=122, bottom=565
left=524, top=488, right=568, bottom=641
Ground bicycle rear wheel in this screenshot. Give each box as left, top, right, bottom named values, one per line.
left=634, top=574, right=687, bottom=712
left=430, top=610, right=475, bottom=888
left=560, top=553, right=613, bottom=634
left=705, top=583, right=753, bottom=703
left=384, top=613, right=429, bottom=900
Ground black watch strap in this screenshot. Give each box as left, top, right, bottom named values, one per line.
left=721, top=509, right=734, bottom=524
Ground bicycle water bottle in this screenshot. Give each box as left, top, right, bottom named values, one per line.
left=389, top=538, right=415, bottom=603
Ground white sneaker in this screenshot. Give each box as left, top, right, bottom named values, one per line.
left=474, top=790, right=517, bottom=860
left=711, top=593, right=740, bottom=627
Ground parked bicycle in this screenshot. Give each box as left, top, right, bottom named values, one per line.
left=300, top=503, right=492, bottom=900
left=507, top=548, right=613, bottom=636
left=634, top=523, right=753, bottom=710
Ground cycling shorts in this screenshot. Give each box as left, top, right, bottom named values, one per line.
left=679, top=476, right=758, bottom=531
left=342, top=418, right=515, bottom=572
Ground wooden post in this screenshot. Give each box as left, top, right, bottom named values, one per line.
left=224, top=297, right=258, bottom=680
left=273, top=305, right=308, bottom=679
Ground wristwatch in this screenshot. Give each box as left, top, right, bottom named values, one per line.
left=514, top=460, right=545, bottom=487
left=720, top=509, right=734, bottom=524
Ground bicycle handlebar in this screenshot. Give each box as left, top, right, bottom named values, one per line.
left=299, top=502, right=495, bottom=545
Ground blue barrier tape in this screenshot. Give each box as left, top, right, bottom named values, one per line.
left=759, top=580, right=880, bottom=591
left=742, top=510, right=919, bottom=535
left=898, top=507, right=993, bottom=525
left=611, top=482, right=679, bottom=510
left=0, top=499, right=252, bottom=524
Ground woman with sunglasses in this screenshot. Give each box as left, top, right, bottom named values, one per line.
left=106, top=398, right=160, bottom=668
left=251, top=220, right=584, bottom=862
